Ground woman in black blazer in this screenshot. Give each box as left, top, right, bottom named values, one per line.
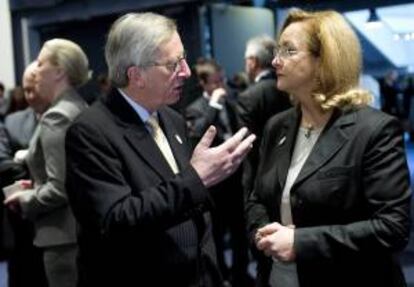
left=246, top=9, right=411, bottom=287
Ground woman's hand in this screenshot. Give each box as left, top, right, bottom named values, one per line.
left=255, top=222, right=296, bottom=262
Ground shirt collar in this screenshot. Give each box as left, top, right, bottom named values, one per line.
left=118, top=88, right=153, bottom=123
left=254, top=69, right=272, bottom=83
left=202, top=91, right=210, bottom=100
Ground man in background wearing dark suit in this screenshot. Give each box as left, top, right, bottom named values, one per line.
left=237, top=35, right=291, bottom=198
left=186, top=59, right=251, bottom=287
left=0, top=61, right=47, bottom=287
left=65, top=12, right=256, bottom=287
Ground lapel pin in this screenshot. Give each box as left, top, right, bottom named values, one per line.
left=175, top=134, right=183, bottom=144
left=278, top=136, right=286, bottom=146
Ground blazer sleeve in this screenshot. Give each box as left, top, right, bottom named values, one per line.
left=19, top=111, right=71, bottom=219
left=245, top=121, right=274, bottom=246
left=65, top=120, right=210, bottom=235
left=295, top=116, right=412, bottom=261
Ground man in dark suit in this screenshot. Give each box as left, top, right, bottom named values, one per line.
left=186, top=59, right=251, bottom=286
left=237, top=35, right=291, bottom=198
left=0, top=61, right=42, bottom=187
left=0, top=61, right=47, bottom=287
left=186, top=59, right=240, bottom=147
left=0, top=61, right=50, bottom=188
left=65, top=12, right=256, bottom=287
left=0, top=108, right=41, bottom=287
left=0, top=109, right=37, bottom=187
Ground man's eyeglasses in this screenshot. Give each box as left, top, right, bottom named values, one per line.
left=273, top=46, right=298, bottom=59
left=145, top=52, right=187, bottom=73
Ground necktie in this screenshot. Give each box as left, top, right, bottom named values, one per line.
left=147, top=115, right=179, bottom=174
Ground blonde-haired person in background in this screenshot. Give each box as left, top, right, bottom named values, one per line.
left=4, top=38, right=90, bottom=287
left=246, top=9, right=411, bottom=287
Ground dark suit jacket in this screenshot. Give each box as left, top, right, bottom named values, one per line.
left=246, top=106, right=411, bottom=287
left=4, top=108, right=37, bottom=157
left=185, top=93, right=244, bottom=229
left=0, top=108, right=37, bottom=262
left=0, top=108, right=37, bottom=187
left=66, top=89, right=222, bottom=287
left=237, top=72, right=291, bottom=197
left=185, top=94, right=240, bottom=148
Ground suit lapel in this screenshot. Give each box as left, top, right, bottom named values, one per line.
left=105, top=89, right=176, bottom=179
left=293, top=110, right=354, bottom=187
left=124, top=124, right=174, bottom=178
left=158, top=109, right=189, bottom=171
left=277, top=110, right=300, bottom=189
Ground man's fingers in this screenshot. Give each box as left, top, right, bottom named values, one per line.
left=231, top=134, right=256, bottom=160
left=211, top=87, right=226, bottom=98
left=195, top=126, right=216, bottom=150
left=220, top=127, right=249, bottom=151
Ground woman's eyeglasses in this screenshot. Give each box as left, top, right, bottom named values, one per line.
left=273, top=46, right=299, bottom=59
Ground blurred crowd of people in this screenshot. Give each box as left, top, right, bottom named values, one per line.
left=0, top=7, right=411, bottom=287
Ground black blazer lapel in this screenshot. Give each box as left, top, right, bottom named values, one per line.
left=124, top=126, right=174, bottom=178
left=105, top=89, right=176, bottom=178
left=158, top=108, right=189, bottom=171
left=277, top=110, right=301, bottom=189
left=293, top=110, right=354, bottom=187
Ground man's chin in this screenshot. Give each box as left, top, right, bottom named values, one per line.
left=169, top=89, right=182, bottom=103
left=168, top=96, right=181, bottom=106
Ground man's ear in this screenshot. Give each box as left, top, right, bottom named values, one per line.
left=127, top=66, right=146, bottom=89
left=251, top=57, right=260, bottom=70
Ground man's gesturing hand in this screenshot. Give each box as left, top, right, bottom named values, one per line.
left=190, top=126, right=256, bottom=188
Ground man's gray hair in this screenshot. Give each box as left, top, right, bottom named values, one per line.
left=244, top=35, right=276, bottom=69
left=105, top=12, right=177, bottom=87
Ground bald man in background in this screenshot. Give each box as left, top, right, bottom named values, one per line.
left=0, top=61, right=47, bottom=287
left=0, top=62, right=39, bottom=171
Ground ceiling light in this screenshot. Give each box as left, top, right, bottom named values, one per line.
left=392, top=32, right=414, bottom=42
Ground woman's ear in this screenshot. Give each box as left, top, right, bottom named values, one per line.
left=312, top=57, right=322, bottom=89
left=54, top=66, right=66, bottom=81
